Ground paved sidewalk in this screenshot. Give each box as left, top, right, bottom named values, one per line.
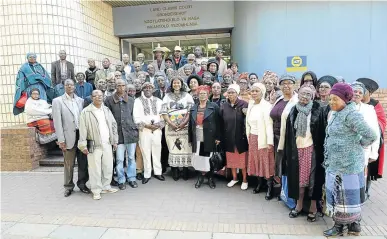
left=2, top=171, right=387, bottom=238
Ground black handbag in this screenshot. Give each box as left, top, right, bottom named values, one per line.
left=209, top=145, right=226, bottom=172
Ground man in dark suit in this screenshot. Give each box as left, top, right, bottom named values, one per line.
left=51, top=50, right=75, bottom=86
left=52, top=79, right=90, bottom=197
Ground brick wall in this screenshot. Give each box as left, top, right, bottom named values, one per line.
left=1, top=125, right=47, bottom=171
left=372, top=89, right=387, bottom=138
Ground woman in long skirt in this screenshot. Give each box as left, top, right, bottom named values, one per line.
left=246, top=83, right=275, bottom=199
left=323, top=83, right=377, bottom=236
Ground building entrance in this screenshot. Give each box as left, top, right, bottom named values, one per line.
left=121, top=33, right=231, bottom=65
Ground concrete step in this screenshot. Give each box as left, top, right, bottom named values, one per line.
left=39, top=155, right=64, bottom=167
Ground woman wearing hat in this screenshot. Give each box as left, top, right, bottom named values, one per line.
left=356, top=77, right=386, bottom=198
left=151, top=44, right=166, bottom=72
left=246, top=83, right=275, bottom=199
left=351, top=82, right=380, bottom=198
left=262, top=70, right=282, bottom=104
left=189, top=85, right=221, bottom=189
left=323, top=83, right=377, bottom=237
left=283, top=85, right=326, bottom=222
left=161, top=75, right=194, bottom=181
left=220, top=84, right=249, bottom=190
left=270, top=75, right=298, bottom=181
left=316, top=75, right=338, bottom=107
left=187, top=74, right=203, bottom=104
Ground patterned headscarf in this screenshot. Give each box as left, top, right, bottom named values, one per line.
left=26, top=52, right=37, bottom=59
left=238, top=72, right=249, bottom=81
left=262, top=70, right=279, bottom=86
left=197, top=85, right=211, bottom=94
left=222, top=69, right=233, bottom=77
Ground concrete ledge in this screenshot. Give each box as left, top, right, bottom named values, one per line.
left=1, top=124, right=47, bottom=171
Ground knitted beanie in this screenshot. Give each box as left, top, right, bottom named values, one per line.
left=330, top=83, right=354, bottom=104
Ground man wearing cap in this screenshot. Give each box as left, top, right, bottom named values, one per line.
left=172, top=46, right=187, bottom=71
left=75, top=72, right=93, bottom=99
left=356, top=78, right=386, bottom=198
left=151, top=44, right=166, bottom=72
left=215, top=47, right=227, bottom=75
left=104, top=79, right=139, bottom=190
left=134, top=82, right=166, bottom=184
left=136, top=53, right=148, bottom=72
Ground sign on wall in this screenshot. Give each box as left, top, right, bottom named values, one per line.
left=286, top=56, right=307, bottom=72
left=113, top=2, right=234, bottom=37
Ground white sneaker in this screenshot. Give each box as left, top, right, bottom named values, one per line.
left=101, top=188, right=118, bottom=194
left=227, top=180, right=239, bottom=188
left=241, top=182, right=248, bottom=190
left=93, top=193, right=101, bottom=200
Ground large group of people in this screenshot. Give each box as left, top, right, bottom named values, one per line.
left=13, top=45, right=386, bottom=237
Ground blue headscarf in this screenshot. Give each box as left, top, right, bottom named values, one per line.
left=26, top=52, right=37, bottom=59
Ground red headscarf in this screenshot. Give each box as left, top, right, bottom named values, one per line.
left=197, top=85, right=211, bottom=94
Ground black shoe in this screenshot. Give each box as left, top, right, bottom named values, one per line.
left=128, top=181, right=138, bottom=188
left=195, top=174, right=204, bottom=188
left=253, top=177, right=263, bottom=194
left=208, top=174, right=216, bottom=189
left=154, top=175, right=165, bottom=181
left=142, top=178, right=150, bottom=184
left=79, top=186, right=91, bottom=194
left=136, top=173, right=144, bottom=181
left=172, top=167, right=180, bottom=181
left=118, top=183, right=126, bottom=190
left=162, top=167, right=167, bottom=174
left=323, top=223, right=347, bottom=237
left=64, top=189, right=72, bottom=197
left=348, top=221, right=361, bottom=236
left=265, top=177, right=274, bottom=200
left=182, top=167, right=189, bottom=181
left=111, top=179, right=119, bottom=186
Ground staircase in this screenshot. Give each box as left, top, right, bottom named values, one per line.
left=39, top=146, right=65, bottom=167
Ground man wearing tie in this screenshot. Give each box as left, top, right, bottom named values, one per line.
left=52, top=79, right=90, bottom=197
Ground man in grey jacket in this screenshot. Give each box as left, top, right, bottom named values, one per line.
left=78, top=90, right=119, bottom=200
left=52, top=79, right=89, bottom=197
left=51, top=50, right=75, bottom=86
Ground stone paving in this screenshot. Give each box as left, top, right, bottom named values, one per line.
left=2, top=169, right=387, bottom=238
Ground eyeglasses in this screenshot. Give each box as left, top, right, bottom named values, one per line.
left=319, top=85, right=331, bottom=89
left=92, top=95, right=103, bottom=98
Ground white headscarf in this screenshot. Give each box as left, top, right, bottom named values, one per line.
left=227, top=84, right=240, bottom=95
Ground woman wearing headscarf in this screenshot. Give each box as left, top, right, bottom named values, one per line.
left=300, top=71, right=318, bottom=88
left=270, top=75, right=299, bottom=180
left=187, top=74, right=203, bottom=104
left=220, top=84, right=249, bottom=190
left=246, top=83, right=275, bottom=199
left=13, top=53, right=54, bottom=115
left=316, top=75, right=338, bottom=107
left=249, top=73, right=259, bottom=85
left=283, top=85, right=325, bottom=222
left=161, top=75, right=195, bottom=181
left=262, top=70, right=282, bottom=104
left=189, top=85, right=221, bottom=189
left=209, top=82, right=225, bottom=106
left=24, top=88, right=57, bottom=144
left=323, top=83, right=377, bottom=237
left=351, top=82, right=380, bottom=196
left=356, top=77, right=386, bottom=198
left=237, top=73, right=250, bottom=102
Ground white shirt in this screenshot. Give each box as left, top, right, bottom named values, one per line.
left=94, top=107, right=110, bottom=143
left=124, top=64, right=132, bottom=76
left=149, top=76, right=155, bottom=85
left=133, top=96, right=163, bottom=126
left=64, top=93, right=79, bottom=129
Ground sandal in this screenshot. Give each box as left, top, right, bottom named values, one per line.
left=307, top=212, right=317, bottom=222
left=289, top=208, right=302, bottom=218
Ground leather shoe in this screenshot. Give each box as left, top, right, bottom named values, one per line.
left=128, top=181, right=138, bottom=188
left=79, top=187, right=91, bottom=194
left=64, top=189, right=72, bottom=197
left=154, top=175, right=165, bottom=181
left=118, top=183, right=126, bottom=190
left=142, top=178, right=150, bottom=184
left=136, top=173, right=144, bottom=180
left=110, top=179, right=119, bottom=186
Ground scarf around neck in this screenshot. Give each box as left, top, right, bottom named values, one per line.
left=294, top=101, right=313, bottom=137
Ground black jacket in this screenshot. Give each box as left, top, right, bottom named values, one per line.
left=219, top=99, right=249, bottom=153
left=188, top=102, right=221, bottom=153
left=104, top=93, right=139, bottom=144
left=283, top=101, right=326, bottom=200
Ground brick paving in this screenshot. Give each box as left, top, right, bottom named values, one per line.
left=1, top=168, right=387, bottom=238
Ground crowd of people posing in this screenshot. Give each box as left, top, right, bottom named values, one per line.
left=13, top=46, right=386, bottom=237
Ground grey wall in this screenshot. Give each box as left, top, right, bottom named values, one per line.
left=232, top=1, right=387, bottom=87
left=113, top=1, right=234, bottom=37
